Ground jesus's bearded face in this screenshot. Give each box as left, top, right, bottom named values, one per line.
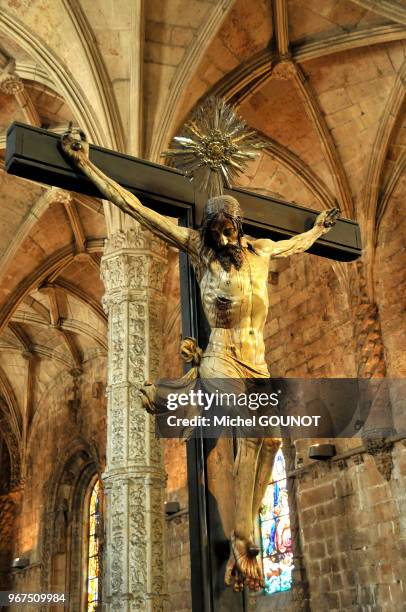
left=209, top=215, right=239, bottom=249
left=203, top=212, right=244, bottom=272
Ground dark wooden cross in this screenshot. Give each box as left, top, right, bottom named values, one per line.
left=5, top=122, right=361, bottom=612
left=6, top=122, right=361, bottom=260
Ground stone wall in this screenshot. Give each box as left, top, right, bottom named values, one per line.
left=265, top=253, right=357, bottom=379
left=262, top=222, right=405, bottom=610
left=292, top=441, right=406, bottom=611
left=374, top=186, right=405, bottom=379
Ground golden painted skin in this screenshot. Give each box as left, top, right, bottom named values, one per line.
left=196, top=212, right=337, bottom=377
left=61, top=129, right=339, bottom=592
left=199, top=219, right=270, bottom=372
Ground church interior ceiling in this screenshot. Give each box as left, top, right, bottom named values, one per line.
left=0, top=0, right=404, bottom=489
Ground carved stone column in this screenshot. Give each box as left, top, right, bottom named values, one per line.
left=100, top=225, right=168, bottom=611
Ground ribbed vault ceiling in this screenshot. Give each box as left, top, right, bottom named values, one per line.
left=0, top=0, right=404, bottom=483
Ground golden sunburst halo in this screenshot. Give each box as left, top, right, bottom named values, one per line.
left=162, top=97, right=264, bottom=197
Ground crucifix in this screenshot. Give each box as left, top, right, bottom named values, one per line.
left=6, top=109, right=360, bottom=611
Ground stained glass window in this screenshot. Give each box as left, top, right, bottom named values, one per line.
left=259, top=448, right=293, bottom=595
left=87, top=479, right=101, bottom=611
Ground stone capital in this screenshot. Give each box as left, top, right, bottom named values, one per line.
left=0, top=60, right=24, bottom=95
left=103, top=227, right=167, bottom=259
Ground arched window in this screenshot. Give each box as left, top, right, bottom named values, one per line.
left=86, top=479, right=102, bottom=611
left=259, top=448, right=293, bottom=595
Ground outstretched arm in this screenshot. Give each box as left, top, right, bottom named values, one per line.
left=255, top=208, right=340, bottom=259
left=60, top=129, right=198, bottom=255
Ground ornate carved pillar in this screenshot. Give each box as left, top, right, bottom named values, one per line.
left=100, top=225, right=168, bottom=611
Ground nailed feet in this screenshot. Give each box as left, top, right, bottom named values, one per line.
left=225, top=531, right=264, bottom=592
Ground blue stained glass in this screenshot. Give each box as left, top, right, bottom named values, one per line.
left=259, top=448, right=293, bottom=595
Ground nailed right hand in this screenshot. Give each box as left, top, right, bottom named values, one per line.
left=60, top=125, right=90, bottom=163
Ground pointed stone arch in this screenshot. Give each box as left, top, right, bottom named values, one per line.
left=376, top=149, right=406, bottom=241
left=60, top=0, right=125, bottom=151
left=0, top=9, right=111, bottom=147
left=0, top=399, right=22, bottom=489
left=255, top=139, right=337, bottom=210
left=350, top=0, right=406, bottom=25
left=362, top=58, right=406, bottom=294
left=148, top=0, right=235, bottom=161
left=0, top=367, right=21, bottom=439
left=40, top=439, right=101, bottom=606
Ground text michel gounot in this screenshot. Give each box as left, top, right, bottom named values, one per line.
left=165, top=390, right=321, bottom=428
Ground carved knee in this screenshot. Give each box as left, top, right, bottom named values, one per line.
left=262, top=437, right=281, bottom=454
left=233, top=438, right=263, bottom=477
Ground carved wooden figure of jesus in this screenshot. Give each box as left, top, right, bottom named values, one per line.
left=61, top=129, right=339, bottom=592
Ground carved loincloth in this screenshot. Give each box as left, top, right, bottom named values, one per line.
left=140, top=337, right=278, bottom=439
